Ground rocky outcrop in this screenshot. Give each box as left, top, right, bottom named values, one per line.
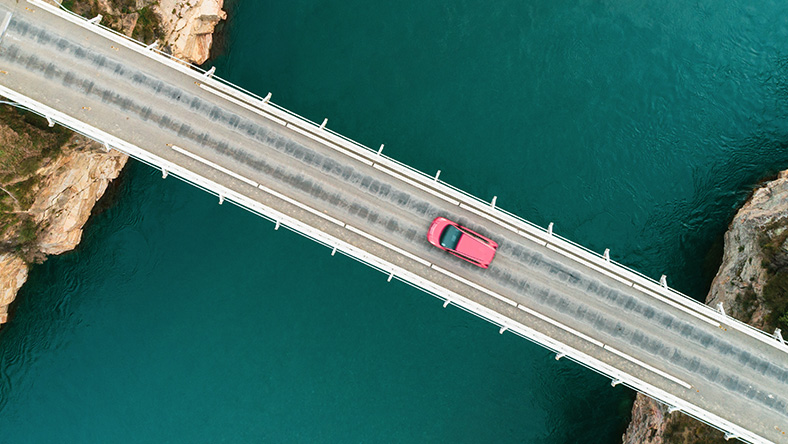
left=622, top=170, right=788, bottom=444
left=156, top=0, right=226, bottom=65
left=0, top=254, right=27, bottom=324
left=28, top=138, right=128, bottom=256
left=0, top=137, right=127, bottom=326
left=0, top=0, right=226, bottom=328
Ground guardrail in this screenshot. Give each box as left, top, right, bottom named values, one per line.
left=40, top=0, right=785, bottom=356
left=8, top=3, right=782, bottom=442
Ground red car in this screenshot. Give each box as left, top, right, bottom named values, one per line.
left=427, top=217, right=498, bottom=268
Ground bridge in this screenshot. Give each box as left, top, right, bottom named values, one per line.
left=1, top=1, right=787, bottom=442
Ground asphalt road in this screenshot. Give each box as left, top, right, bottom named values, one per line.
left=1, top=2, right=787, bottom=442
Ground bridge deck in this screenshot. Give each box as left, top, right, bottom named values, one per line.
left=1, top=2, right=787, bottom=442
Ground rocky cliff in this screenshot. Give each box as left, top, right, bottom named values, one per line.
left=622, top=170, right=788, bottom=444
left=0, top=0, right=225, bottom=328
left=156, top=0, right=226, bottom=65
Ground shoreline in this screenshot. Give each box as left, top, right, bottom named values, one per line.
left=0, top=0, right=226, bottom=328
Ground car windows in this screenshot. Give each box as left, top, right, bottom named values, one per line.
left=440, top=225, right=462, bottom=250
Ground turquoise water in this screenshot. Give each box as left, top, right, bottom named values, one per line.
left=3, top=0, right=788, bottom=442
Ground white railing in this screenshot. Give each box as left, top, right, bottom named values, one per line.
left=8, top=3, right=783, bottom=442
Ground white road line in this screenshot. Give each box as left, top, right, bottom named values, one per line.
left=545, top=244, right=633, bottom=286
left=372, top=163, right=461, bottom=206
left=459, top=202, right=518, bottom=233
left=199, top=83, right=286, bottom=126
left=633, top=284, right=721, bottom=328
left=171, top=145, right=345, bottom=226
left=517, top=229, right=548, bottom=246
left=515, top=303, right=605, bottom=347
left=345, top=225, right=431, bottom=267
left=171, top=145, right=258, bottom=187
left=256, top=182, right=345, bottom=227
left=286, top=123, right=374, bottom=166
left=603, top=345, right=692, bottom=389
left=430, top=265, right=517, bottom=307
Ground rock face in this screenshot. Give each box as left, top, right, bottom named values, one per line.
left=156, top=0, right=226, bottom=65
left=28, top=138, right=128, bottom=255
left=0, top=254, right=27, bottom=324
left=622, top=170, right=788, bottom=444
left=0, top=137, right=128, bottom=326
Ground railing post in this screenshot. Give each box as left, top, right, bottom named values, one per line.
left=145, top=41, right=158, bottom=50
left=262, top=92, right=272, bottom=104
left=319, top=118, right=328, bottom=130
left=274, top=220, right=280, bottom=230
left=668, top=405, right=680, bottom=413
left=603, top=248, right=610, bottom=262
left=499, top=326, right=507, bottom=334
left=442, top=299, right=450, bottom=308
left=218, top=194, right=224, bottom=205
left=204, top=66, right=216, bottom=78
left=491, top=196, right=497, bottom=209
left=331, top=246, right=337, bottom=256
left=716, top=302, right=726, bottom=316
left=611, top=378, right=622, bottom=387
left=547, top=222, right=554, bottom=237
left=377, top=144, right=384, bottom=158
left=87, top=14, right=102, bottom=24
left=161, top=167, right=168, bottom=179
left=660, top=275, right=668, bottom=288
left=387, top=271, right=394, bottom=282
left=774, top=328, right=784, bottom=344
left=46, top=116, right=54, bottom=127
left=434, top=170, right=441, bottom=182
left=555, top=352, right=565, bottom=361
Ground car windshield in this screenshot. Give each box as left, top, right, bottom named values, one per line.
left=439, top=225, right=462, bottom=250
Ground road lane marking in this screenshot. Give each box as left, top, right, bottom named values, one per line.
left=459, top=202, right=518, bottom=233
left=632, top=284, right=721, bottom=328
left=171, top=145, right=346, bottom=227
left=430, top=265, right=517, bottom=307
left=372, top=163, right=461, bottom=206
left=546, top=243, right=633, bottom=287
left=170, top=145, right=258, bottom=187
left=345, top=225, right=431, bottom=266
left=199, top=83, right=287, bottom=126
left=286, top=123, right=374, bottom=166
left=515, top=303, right=605, bottom=347
left=603, top=345, right=692, bottom=389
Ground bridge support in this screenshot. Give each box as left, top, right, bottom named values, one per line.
left=218, top=194, right=224, bottom=205
left=547, top=222, right=554, bottom=236
left=46, top=116, right=55, bottom=127
left=161, top=167, right=168, bottom=179
left=499, top=326, right=507, bottom=334
left=87, top=14, right=102, bottom=24
left=443, top=299, right=450, bottom=308
left=319, top=118, right=328, bottom=130
left=204, top=66, right=216, bottom=78
left=610, top=378, right=622, bottom=387
left=262, top=92, right=272, bottom=104
left=716, top=302, right=726, bottom=316
left=603, top=248, right=610, bottom=262
left=660, top=275, right=668, bottom=288
left=775, top=328, right=784, bottom=344
left=491, top=196, right=497, bottom=209
left=555, top=352, right=565, bottom=361
left=387, top=271, right=394, bottom=282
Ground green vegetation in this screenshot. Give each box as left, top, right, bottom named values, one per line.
left=757, top=219, right=788, bottom=331
left=663, top=413, right=727, bottom=444
left=67, top=0, right=163, bottom=45
left=0, top=105, right=72, bottom=253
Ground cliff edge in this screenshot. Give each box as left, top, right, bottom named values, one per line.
left=0, top=0, right=225, bottom=328
left=622, top=170, right=788, bottom=444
